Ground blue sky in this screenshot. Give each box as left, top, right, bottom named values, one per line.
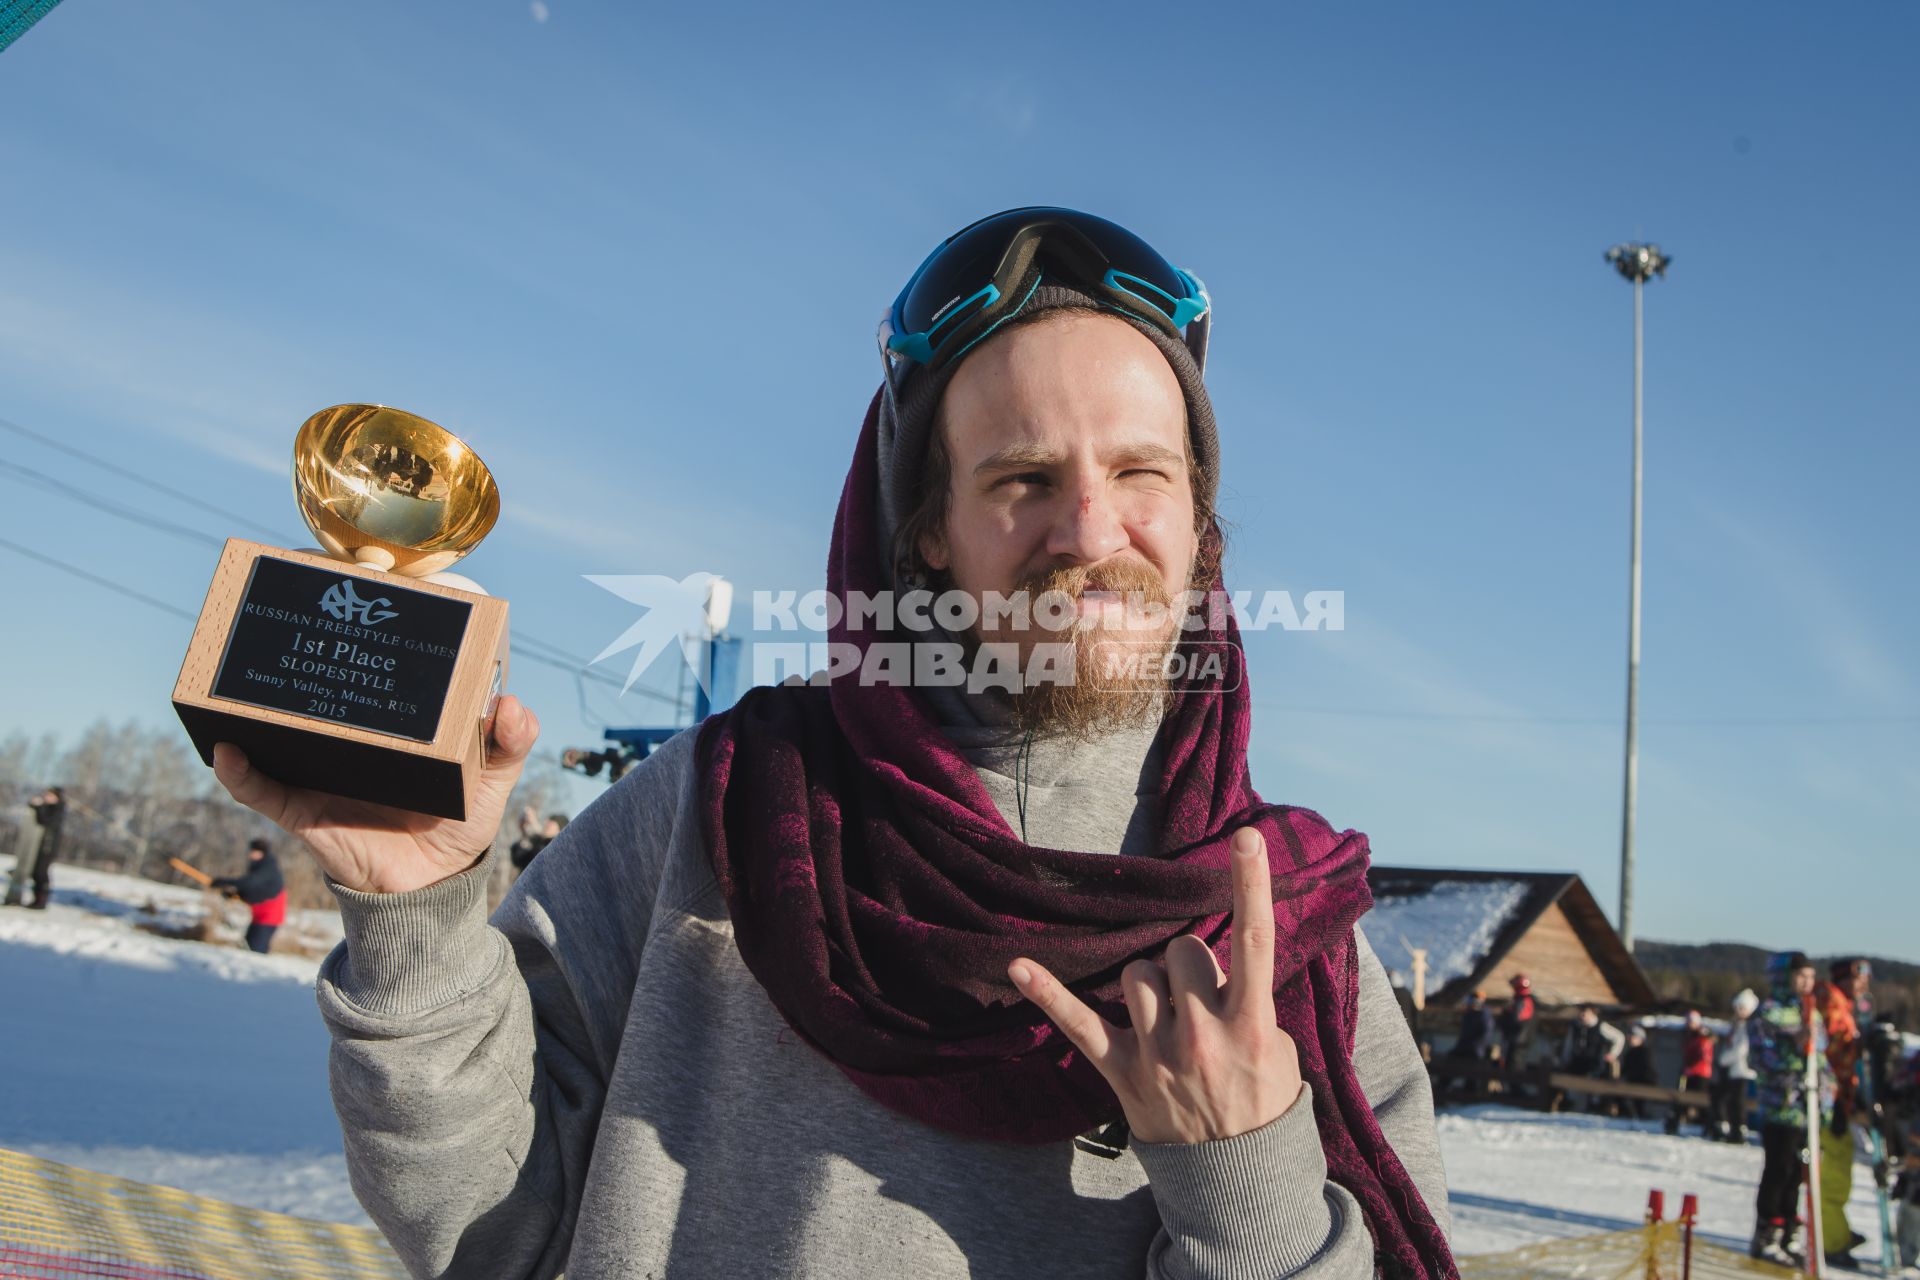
left=1, top=1, right=1914, bottom=959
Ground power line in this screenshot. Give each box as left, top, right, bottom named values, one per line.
left=0, top=457, right=224, bottom=549
left=0, top=414, right=288, bottom=541
left=0, top=534, right=198, bottom=623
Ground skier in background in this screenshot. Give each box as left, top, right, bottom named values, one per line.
left=1750, top=951, right=1826, bottom=1267
left=1669, top=1009, right=1716, bottom=1136
left=1818, top=958, right=1870, bottom=1270
left=1711, top=988, right=1760, bottom=1143
left=212, top=837, right=288, bottom=954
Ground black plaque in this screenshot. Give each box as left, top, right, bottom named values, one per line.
left=210, top=557, right=472, bottom=742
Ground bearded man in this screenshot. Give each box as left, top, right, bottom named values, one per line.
left=215, top=208, right=1455, bottom=1279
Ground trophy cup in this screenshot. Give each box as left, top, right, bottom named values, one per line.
left=172, top=405, right=510, bottom=820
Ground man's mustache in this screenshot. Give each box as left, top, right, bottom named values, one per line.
left=1017, top=560, right=1169, bottom=601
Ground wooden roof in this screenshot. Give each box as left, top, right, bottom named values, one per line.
left=1365, top=866, right=1657, bottom=1010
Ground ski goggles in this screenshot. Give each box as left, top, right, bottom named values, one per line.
left=877, top=207, right=1211, bottom=394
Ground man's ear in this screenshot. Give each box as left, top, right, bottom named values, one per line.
left=919, top=529, right=950, bottom=573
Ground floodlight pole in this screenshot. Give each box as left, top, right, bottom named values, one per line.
left=1603, top=242, right=1669, bottom=954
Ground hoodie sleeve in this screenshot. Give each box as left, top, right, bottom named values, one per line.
left=313, top=730, right=698, bottom=1280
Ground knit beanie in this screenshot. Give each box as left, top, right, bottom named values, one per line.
left=873, top=278, right=1218, bottom=584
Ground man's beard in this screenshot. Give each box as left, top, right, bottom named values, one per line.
left=968, top=558, right=1183, bottom=741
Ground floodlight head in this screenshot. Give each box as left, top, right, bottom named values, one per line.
left=1605, top=241, right=1672, bottom=284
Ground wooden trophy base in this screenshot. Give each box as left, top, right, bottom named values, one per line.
left=172, top=540, right=509, bottom=821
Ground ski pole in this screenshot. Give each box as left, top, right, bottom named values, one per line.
left=167, top=856, right=214, bottom=887
left=1805, top=999, right=1826, bottom=1280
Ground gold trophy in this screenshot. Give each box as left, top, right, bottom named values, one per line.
left=172, top=405, right=510, bottom=820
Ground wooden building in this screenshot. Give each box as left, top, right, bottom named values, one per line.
left=1360, top=867, right=1656, bottom=1011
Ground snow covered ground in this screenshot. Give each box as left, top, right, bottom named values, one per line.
left=1440, top=1104, right=1889, bottom=1258
left=0, top=860, right=1901, bottom=1260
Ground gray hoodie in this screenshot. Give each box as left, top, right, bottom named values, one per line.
left=316, top=712, right=1450, bottom=1279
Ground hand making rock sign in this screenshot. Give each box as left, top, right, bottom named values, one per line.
left=1009, top=826, right=1304, bottom=1145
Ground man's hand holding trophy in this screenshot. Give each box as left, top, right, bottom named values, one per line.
left=173, top=404, right=539, bottom=894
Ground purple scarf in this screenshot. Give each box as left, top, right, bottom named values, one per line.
left=697, top=397, right=1456, bottom=1280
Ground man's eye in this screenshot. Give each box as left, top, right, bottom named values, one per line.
left=997, top=471, right=1049, bottom=488
left=1120, top=469, right=1169, bottom=481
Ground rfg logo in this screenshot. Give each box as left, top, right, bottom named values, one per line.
left=319, top=580, right=399, bottom=626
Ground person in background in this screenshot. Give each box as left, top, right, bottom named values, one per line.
left=1560, top=1006, right=1626, bottom=1116
left=1620, top=1025, right=1660, bottom=1120
left=1711, top=988, right=1759, bottom=1143
left=1444, top=992, right=1494, bottom=1096
left=1669, top=1009, right=1716, bottom=1136
left=1894, top=1108, right=1919, bottom=1273
left=1750, top=951, right=1825, bottom=1267
left=212, top=837, right=287, bottom=954
left=1454, top=992, right=1493, bottom=1061
left=1818, top=958, right=1869, bottom=1270
left=1498, top=973, right=1537, bottom=1070
left=10, top=786, right=67, bottom=910
left=1561, top=1006, right=1625, bottom=1078
left=508, top=807, right=570, bottom=875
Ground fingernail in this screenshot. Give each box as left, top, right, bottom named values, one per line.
left=1009, top=962, right=1032, bottom=988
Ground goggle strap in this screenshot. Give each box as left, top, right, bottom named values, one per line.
left=940, top=272, right=1046, bottom=369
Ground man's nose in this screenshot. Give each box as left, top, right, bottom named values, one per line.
left=1046, top=479, right=1128, bottom=565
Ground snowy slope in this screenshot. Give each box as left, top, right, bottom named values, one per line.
left=0, top=860, right=365, bottom=1226
left=0, top=861, right=1901, bottom=1261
